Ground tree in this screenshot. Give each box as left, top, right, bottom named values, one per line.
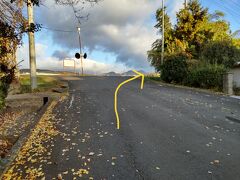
left=201, top=40, right=240, bottom=68
left=0, top=0, right=26, bottom=108
left=175, top=0, right=209, bottom=57
left=232, top=38, right=240, bottom=49
left=160, top=53, right=188, bottom=83
left=204, top=10, right=231, bottom=42
left=0, top=0, right=26, bottom=68
left=148, top=7, right=174, bottom=69
left=148, top=0, right=239, bottom=90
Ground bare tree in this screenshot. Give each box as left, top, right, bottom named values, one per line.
left=55, top=0, right=102, bottom=24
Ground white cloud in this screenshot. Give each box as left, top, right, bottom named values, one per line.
left=36, top=0, right=159, bottom=70
left=166, top=0, right=186, bottom=24
left=16, top=43, right=130, bottom=74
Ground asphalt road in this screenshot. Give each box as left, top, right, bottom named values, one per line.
left=4, top=76, right=240, bottom=179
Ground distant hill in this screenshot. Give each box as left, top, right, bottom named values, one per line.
left=20, top=69, right=58, bottom=74
left=103, top=71, right=121, bottom=76
left=121, top=70, right=146, bottom=76
left=103, top=70, right=147, bottom=76
left=137, top=70, right=147, bottom=74
left=121, top=70, right=135, bottom=76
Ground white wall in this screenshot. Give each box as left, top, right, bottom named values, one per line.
left=230, top=67, right=240, bottom=88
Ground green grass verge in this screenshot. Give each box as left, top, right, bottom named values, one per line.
left=19, top=75, right=61, bottom=93
left=146, top=76, right=161, bottom=81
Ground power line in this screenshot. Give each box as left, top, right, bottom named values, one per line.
left=212, top=0, right=240, bottom=19
left=225, top=0, right=240, bottom=13
left=210, top=0, right=240, bottom=26
left=41, top=26, right=75, bottom=33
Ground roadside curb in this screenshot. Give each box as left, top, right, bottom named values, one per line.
left=146, top=78, right=227, bottom=97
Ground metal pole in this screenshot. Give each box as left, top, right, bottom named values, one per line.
left=27, top=0, right=37, bottom=90
left=161, top=0, right=165, bottom=65
left=77, top=27, right=84, bottom=76
left=184, top=0, right=187, bottom=8
left=63, top=60, right=64, bottom=73
left=74, top=60, right=76, bottom=75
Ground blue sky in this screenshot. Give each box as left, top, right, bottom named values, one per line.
left=198, top=0, right=240, bottom=32
left=18, top=0, right=240, bottom=73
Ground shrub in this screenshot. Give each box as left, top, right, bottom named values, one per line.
left=161, top=54, right=188, bottom=83
left=201, top=40, right=240, bottom=68
left=233, top=86, right=240, bottom=95
left=0, top=64, right=15, bottom=109
left=184, top=64, right=226, bottom=90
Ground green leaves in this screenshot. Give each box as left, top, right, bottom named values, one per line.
left=160, top=54, right=188, bottom=83
left=201, top=40, right=240, bottom=68
left=184, top=64, right=226, bottom=90
left=149, top=0, right=238, bottom=73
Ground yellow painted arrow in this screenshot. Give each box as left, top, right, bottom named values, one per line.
left=114, top=70, right=145, bottom=129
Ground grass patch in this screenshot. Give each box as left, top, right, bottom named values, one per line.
left=19, top=75, right=61, bottom=93
left=146, top=76, right=161, bottom=81
left=145, top=73, right=161, bottom=81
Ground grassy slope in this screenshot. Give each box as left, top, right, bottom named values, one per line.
left=19, top=75, right=61, bottom=93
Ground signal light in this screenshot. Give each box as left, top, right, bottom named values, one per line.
left=75, top=53, right=80, bottom=59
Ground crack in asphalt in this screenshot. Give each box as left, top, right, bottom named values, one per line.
left=119, top=130, right=147, bottom=180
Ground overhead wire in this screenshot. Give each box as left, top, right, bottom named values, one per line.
left=211, top=0, right=240, bottom=20
left=223, top=0, right=240, bottom=14
left=209, top=0, right=240, bottom=28
left=41, top=26, right=76, bottom=33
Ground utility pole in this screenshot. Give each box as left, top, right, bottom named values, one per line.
left=184, top=0, right=188, bottom=8
left=27, top=0, right=37, bottom=90
left=77, top=27, right=84, bottom=76
left=161, top=0, right=165, bottom=65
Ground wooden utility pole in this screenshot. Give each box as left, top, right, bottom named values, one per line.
left=161, top=0, right=165, bottom=65
left=27, top=0, right=37, bottom=90
left=184, top=0, right=188, bottom=8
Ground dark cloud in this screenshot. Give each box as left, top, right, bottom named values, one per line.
left=52, top=50, right=70, bottom=60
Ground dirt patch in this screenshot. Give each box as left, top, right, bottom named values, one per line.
left=0, top=107, right=24, bottom=128
left=0, top=77, right=68, bottom=174
left=0, top=105, right=36, bottom=160
left=0, top=109, right=21, bottom=158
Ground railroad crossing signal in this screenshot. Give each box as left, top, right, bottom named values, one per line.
left=75, top=53, right=87, bottom=59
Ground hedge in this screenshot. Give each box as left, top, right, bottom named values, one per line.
left=184, top=64, right=226, bottom=90
left=160, top=53, right=227, bottom=90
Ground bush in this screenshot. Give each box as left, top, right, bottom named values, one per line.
left=233, top=86, right=240, bottom=95
left=0, top=86, right=4, bottom=109
left=161, top=54, right=188, bottom=83
left=0, top=82, right=9, bottom=109
left=184, top=64, right=226, bottom=90
left=201, top=40, right=240, bottom=68
left=0, top=64, right=15, bottom=109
